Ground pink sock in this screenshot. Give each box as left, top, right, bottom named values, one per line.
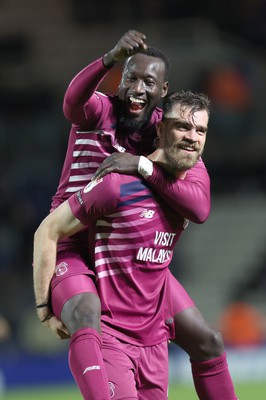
left=191, top=352, right=238, bottom=400
left=69, top=327, right=111, bottom=400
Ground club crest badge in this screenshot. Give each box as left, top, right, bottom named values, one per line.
left=55, top=262, right=68, bottom=276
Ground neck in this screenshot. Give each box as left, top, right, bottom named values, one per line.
left=148, top=150, right=187, bottom=179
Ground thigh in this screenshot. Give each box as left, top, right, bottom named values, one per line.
left=51, top=248, right=97, bottom=318
left=51, top=249, right=95, bottom=292
left=101, top=333, right=138, bottom=400
left=51, top=274, right=98, bottom=320
left=137, top=341, right=168, bottom=400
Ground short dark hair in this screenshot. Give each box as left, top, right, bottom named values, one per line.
left=124, top=46, right=171, bottom=81
left=163, top=90, right=211, bottom=118
left=139, top=46, right=171, bottom=81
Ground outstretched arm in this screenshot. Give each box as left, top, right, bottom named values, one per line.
left=145, top=161, right=210, bottom=223
left=63, top=30, right=147, bottom=123
left=33, top=201, right=84, bottom=338
left=92, top=153, right=210, bottom=223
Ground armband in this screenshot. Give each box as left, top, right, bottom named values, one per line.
left=138, top=156, right=153, bottom=178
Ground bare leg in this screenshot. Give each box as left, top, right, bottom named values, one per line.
left=172, top=306, right=238, bottom=400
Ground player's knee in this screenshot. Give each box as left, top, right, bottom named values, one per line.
left=61, top=293, right=101, bottom=334
left=200, top=328, right=224, bottom=360
left=73, top=301, right=100, bottom=326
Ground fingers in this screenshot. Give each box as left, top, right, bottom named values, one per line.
left=56, top=329, right=71, bottom=340
left=104, top=29, right=147, bottom=67
left=92, top=160, right=113, bottom=180
left=122, top=30, right=147, bottom=53
left=44, top=316, right=71, bottom=340
left=56, top=323, right=71, bottom=340
left=116, top=30, right=147, bottom=59
left=92, top=153, right=139, bottom=180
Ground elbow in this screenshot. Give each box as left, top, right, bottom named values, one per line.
left=34, top=219, right=57, bottom=244
left=34, top=225, right=42, bottom=243
left=191, top=190, right=211, bottom=224
left=194, top=213, right=209, bottom=224
left=63, top=97, right=73, bottom=120
left=190, top=206, right=211, bottom=224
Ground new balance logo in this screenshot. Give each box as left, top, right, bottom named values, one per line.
left=139, top=209, right=155, bottom=219
left=83, top=365, right=101, bottom=375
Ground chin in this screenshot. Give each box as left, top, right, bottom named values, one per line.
left=119, top=113, right=149, bottom=132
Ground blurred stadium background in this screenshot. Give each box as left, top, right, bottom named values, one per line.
left=0, top=0, right=266, bottom=398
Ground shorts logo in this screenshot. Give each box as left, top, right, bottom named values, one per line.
left=139, top=209, right=155, bottom=219
left=109, top=381, right=115, bottom=398
left=55, top=262, right=68, bottom=276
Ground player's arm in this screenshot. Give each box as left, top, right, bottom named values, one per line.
left=63, top=58, right=110, bottom=124
left=33, top=201, right=85, bottom=338
left=33, top=176, right=119, bottom=338
left=63, top=30, right=147, bottom=123
left=92, top=153, right=210, bottom=223
left=144, top=160, right=211, bottom=224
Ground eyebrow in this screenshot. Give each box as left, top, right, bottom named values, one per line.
left=163, top=118, right=208, bottom=132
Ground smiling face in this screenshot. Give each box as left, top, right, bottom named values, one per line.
left=118, top=53, right=168, bottom=131
left=157, top=104, right=208, bottom=173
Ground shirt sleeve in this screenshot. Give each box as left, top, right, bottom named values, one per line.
left=63, top=57, right=110, bottom=124
left=68, top=175, right=120, bottom=225
left=145, top=160, right=211, bottom=224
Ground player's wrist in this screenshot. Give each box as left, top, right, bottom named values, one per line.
left=35, top=301, right=53, bottom=322
left=138, top=156, right=153, bottom=178
left=102, top=51, right=116, bottom=69
left=35, top=302, right=49, bottom=309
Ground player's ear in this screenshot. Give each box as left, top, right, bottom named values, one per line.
left=156, top=121, right=164, bottom=141
left=161, top=81, right=168, bottom=98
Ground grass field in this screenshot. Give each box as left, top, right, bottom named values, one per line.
left=1, top=382, right=266, bottom=399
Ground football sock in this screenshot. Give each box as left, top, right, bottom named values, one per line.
left=191, top=352, right=238, bottom=400
left=69, top=327, right=111, bottom=400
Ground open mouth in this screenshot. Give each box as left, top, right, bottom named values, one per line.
left=180, top=146, right=196, bottom=152
left=179, top=142, right=198, bottom=153
left=128, top=96, right=146, bottom=114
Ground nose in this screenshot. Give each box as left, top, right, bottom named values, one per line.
left=132, top=79, right=145, bottom=93
left=184, top=129, right=197, bottom=142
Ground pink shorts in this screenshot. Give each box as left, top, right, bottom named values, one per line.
left=50, top=249, right=195, bottom=327
left=168, top=271, right=195, bottom=315
left=102, top=332, right=169, bottom=400
left=51, top=249, right=97, bottom=318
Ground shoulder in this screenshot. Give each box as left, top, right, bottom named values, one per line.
left=185, top=158, right=210, bottom=183
left=84, top=92, right=118, bottom=125
left=92, top=91, right=116, bottom=104
left=190, top=158, right=208, bottom=172
left=84, top=173, right=134, bottom=200
left=152, top=107, right=163, bottom=123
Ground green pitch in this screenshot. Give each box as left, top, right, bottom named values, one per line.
left=1, top=382, right=266, bottom=399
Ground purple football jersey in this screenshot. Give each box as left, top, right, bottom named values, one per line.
left=69, top=173, right=188, bottom=345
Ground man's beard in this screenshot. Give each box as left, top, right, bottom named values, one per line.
left=164, top=144, right=202, bottom=172
left=117, top=106, right=153, bottom=132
